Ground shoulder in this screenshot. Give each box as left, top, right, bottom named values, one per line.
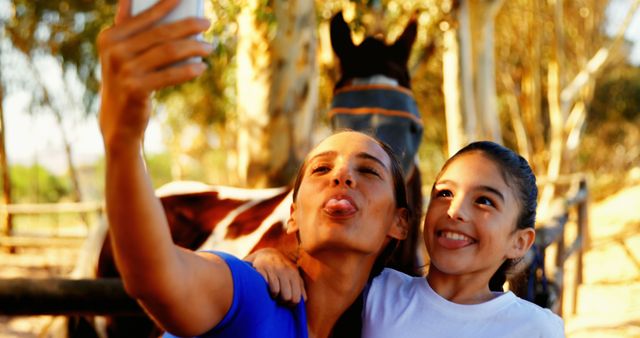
left=198, top=251, right=308, bottom=337
left=372, top=268, right=417, bottom=288
left=199, top=251, right=266, bottom=293
left=506, top=295, right=565, bottom=337
left=366, top=268, right=426, bottom=308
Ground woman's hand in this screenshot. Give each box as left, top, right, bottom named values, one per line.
left=98, top=0, right=212, bottom=150
left=246, top=248, right=307, bottom=305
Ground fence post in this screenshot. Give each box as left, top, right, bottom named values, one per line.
left=573, top=178, right=588, bottom=315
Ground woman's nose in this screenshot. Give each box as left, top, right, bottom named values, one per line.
left=331, top=165, right=355, bottom=188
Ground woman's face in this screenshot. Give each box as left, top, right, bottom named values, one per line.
left=423, top=152, right=529, bottom=279
left=289, top=132, right=407, bottom=256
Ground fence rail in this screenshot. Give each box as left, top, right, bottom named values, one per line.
left=0, top=278, right=143, bottom=316
left=0, top=201, right=103, bottom=252
left=0, top=201, right=103, bottom=215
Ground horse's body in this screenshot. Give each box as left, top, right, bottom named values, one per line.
left=65, top=11, right=423, bottom=338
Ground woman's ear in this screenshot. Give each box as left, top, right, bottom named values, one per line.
left=388, top=208, right=409, bottom=240
left=286, top=202, right=299, bottom=235
left=507, top=228, right=536, bottom=259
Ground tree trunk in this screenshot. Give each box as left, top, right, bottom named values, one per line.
left=26, top=57, right=84, bottom=204
left=443, top=0, right=504, bottom=155
left=442, top=18, right=466, bottom=157
left=471, top=0, right=504, bottom=143
left=0, top=67, right=13, bottom=240
left=457, top=0, right=478, bottom=144
left=539, top=0, right=565, bottom=215
left=235, top=0, right=317, bottom=188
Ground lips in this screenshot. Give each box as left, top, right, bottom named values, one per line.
left=435, top=230, right=477, bottom=249
left=323, top=195, right=358, bottom=217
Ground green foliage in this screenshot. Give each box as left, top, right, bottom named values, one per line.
left=6, top=0, right=116, bottom=109
left=589, top=64, right=640, bottom=125
left=10, top=164, right=71, bottom=203
left=580, top=63, right=640, bottom=200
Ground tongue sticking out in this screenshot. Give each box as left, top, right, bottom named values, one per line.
left=324, top=198, right=357, bottom=216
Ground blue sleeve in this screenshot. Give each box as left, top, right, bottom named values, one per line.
left=163, top=251, right=307, bottom=338
left=212, top=251, right=272, bottom=329
left=200, top=251, right=307, bottom=338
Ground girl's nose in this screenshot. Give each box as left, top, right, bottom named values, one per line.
left=447, top=196, right=469, bottom=222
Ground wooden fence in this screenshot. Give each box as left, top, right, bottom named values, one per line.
left=0, top=201, right=103, bottom=252
left=533, top=177, right=589, bottom=316
left=0, top=182, right=589, bottom=317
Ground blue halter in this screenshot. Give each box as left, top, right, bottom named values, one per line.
left=329, top=83, right=423, bottom=175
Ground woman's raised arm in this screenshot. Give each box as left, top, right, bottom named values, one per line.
left=99, top=0, right=229, bottom=335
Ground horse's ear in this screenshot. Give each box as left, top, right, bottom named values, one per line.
left=330, top=11, right=355, bottom=60
left=392, top=13, right=418, bottom=64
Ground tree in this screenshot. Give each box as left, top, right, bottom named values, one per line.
left=234, top=0, right=318, bottom=187
left=4, top=0, right=117, bottom=207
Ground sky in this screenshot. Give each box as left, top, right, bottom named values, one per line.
left=2, top=0, right=640, bottom=175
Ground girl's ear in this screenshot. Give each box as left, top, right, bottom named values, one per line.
left=388, top=208, right=409, bottom=240
left=507, top=228, right=536, bottom=259
left=286, top=202, right=299, bottom=235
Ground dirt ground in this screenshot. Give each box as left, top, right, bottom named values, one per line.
left=1, top=185, right=640, bottom=337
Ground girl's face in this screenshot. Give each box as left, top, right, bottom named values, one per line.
left=289, top=132, right=407, bottom=256
left=423, top=152, right=531, bottom=279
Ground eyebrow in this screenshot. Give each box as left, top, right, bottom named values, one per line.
left=435, top=180, right=505, bottom=202
left=309, top=151, right=388, bottom=170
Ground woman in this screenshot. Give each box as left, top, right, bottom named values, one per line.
left=98, top=1, right=410, bottom=336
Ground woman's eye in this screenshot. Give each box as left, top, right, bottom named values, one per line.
left=435, top=189, right=452, bottom=198
left=311, top=165, right=330, bottom=174
left=476, top=196, right=495, bottom=207
left=358, top=166, right=380, bottom=177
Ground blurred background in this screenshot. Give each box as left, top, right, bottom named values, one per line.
left=0, top=0, right=639, bottom=337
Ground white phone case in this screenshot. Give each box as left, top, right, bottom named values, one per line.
left=131, top=0, right=204, bottom=23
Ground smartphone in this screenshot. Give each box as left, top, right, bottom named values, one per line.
left=131, top=0, right=205, bottom=63
left=131, top=0, right=204, bottom=26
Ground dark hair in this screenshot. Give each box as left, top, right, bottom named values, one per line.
left=291, top=131, right=411, bottom=337
left=436, top=141, right=537, bottom=292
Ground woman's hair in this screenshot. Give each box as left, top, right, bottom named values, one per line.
left=291, top=131, right=411, bottom=337
left=436, top=141, right=538, bottom=291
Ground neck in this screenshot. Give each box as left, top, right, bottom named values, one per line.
left=426, top=265, right=497, bottom=305
left=299, top=249, right=376, bottom=338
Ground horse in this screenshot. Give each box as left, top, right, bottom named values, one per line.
left=63, top=11, right=422, bottom=338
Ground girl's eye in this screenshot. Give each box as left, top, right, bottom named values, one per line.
left=358, top=166, right=380, bottom=177
left=476, top=196, right=495, bottom=207
left=311, top=165, right=331, bottom=174
left=435, top=189, right=452, bottom=198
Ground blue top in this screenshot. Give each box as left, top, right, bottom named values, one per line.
left=163, top=251, right=308, bottom=338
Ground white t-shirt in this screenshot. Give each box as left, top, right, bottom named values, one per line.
left=362, top=268, right=565, bottom=338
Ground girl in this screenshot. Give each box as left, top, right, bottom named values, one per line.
left=255, top=141, right=565, bottom=337
left=362, top=141, right=564, bottom=337
left=99, top=4, right=411, bottom=337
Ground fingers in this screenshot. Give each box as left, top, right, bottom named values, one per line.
left=129, top=62, right=207, bottom=94
left=125, top=17, right=210, bottom=59
left=115, top=0, right=132, bottom=24
left=129, top=38, right=211, bottom=72
left=113, top=0, right=180, bottom=40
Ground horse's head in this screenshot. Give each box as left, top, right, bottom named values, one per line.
left=329, top=11, right=422, bottom=177
left=330, top=12, right=417, bottom=90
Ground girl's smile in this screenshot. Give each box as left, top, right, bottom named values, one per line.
left=435, top=229, right=477, bottom=249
